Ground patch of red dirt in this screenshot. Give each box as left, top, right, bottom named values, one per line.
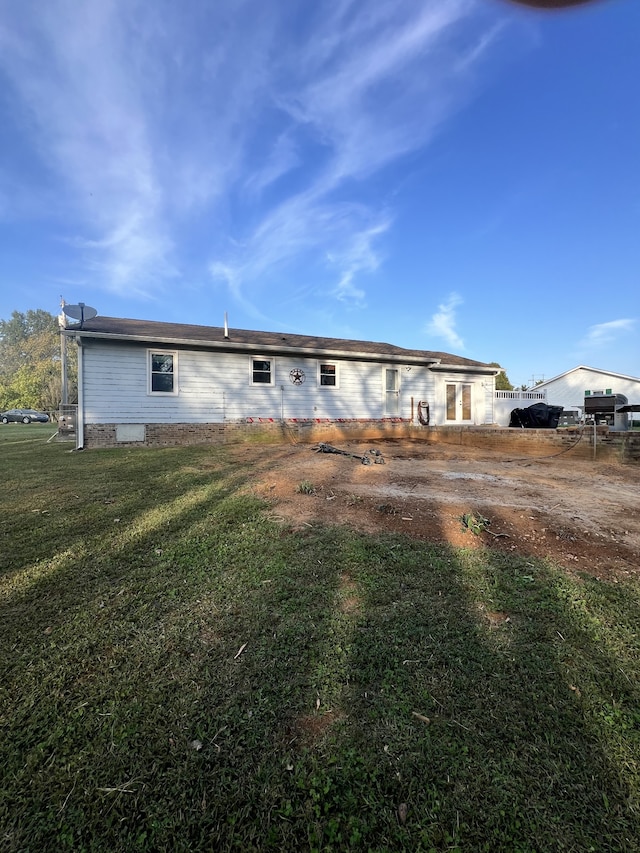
left=230, top=439, right=639, bottom=581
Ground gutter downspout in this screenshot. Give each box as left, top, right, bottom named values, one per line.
left=76, top=337, right=85, bottom=450
left=59, top=314, right=68, bottom=406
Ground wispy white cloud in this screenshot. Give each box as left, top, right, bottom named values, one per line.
left=210, top=192, right=390, bottom=317
left=454, top=20, right=505, bottom=74
left=582, top=318, right=636, bottom=348
left=281, top=2, right=468, bottom=180
left=244, top=132, right=301, bottom=197
left=0, top=0, right=497, bottom=308
left=328, top=218, right=392, bottom=305
left=425, top=292, right=465, bottom=350
left=0, top=0, right=173, bottom=294
left=208, top=0, right=497, bottom=311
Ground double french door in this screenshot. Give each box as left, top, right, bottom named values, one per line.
left=446, top=382, right=472, bottom=423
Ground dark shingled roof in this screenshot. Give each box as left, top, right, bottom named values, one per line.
left=68, top=315, right=496, bottom=370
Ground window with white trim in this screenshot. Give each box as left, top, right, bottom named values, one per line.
left=252, top=357, right=274, bottom=385
left=149, top=351, right=177, bottom=394
left=318, top=362, right=338, bottom=387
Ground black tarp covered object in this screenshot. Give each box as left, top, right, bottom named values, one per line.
left=509, top=402, right=564, bottom=429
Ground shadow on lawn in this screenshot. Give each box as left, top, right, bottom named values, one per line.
left=1, top=444, right=639, bottom=852
left=285, top=535, right=640, bottom=852
left=0, top=443, right=248, bottom=580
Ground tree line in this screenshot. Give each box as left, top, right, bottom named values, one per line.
left=0, top=309, right=77, bottom=414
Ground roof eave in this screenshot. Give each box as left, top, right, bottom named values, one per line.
left=65, top=329, right=443, bottom=366
left=429, top=362, right=500, bottom=374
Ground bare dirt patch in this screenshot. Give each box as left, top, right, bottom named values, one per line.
left=231, top=439, right=639, bottom=581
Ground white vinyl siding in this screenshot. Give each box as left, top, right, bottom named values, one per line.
left=80, top=339, right=495, bottom=426
left=426, top=372, right=489, bottom=426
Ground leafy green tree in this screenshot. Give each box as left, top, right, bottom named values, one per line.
left=489, top=363, right=514, bottom=391
left=0, top=309, right=76, bottom=412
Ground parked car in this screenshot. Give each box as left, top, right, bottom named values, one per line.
left=0, top=408, right=50, bottom=424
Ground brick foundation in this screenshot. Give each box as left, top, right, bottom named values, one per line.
left=83, top=418, right=414, bottom=449
left=82, top=420, right=640, bottom=463
left=422, top=425, right=640, bottom=463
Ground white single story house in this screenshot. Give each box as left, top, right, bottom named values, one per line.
left=530, top=366, right=640, bottom=426
left=62, top=315, right=501, bottom=449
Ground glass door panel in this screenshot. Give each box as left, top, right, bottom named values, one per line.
left=461, top=384, right=471, bottom=420
left=385, top=369, right=399, bottom=415
left=446, top=384, right=457, bottom=420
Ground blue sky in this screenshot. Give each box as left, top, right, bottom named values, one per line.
left=0, top=0, right=637, bottom=388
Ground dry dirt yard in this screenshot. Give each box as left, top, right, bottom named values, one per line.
left=231, top=438, right=639, bottom=581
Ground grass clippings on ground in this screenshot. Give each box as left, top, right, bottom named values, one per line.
left=1, top=424, right=639, bottom=852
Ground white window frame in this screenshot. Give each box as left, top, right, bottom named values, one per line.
left=148, top=349, right=179, bottom=395
left=251, top=355, right=275, bottom=386
left=317, top=361, right=339, bottom=389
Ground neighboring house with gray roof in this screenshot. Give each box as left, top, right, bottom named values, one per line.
left=61, top=315, right=501, bottom=448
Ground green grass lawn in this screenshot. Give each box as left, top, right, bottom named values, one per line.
left=1, top=425, right=639, bottom=852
